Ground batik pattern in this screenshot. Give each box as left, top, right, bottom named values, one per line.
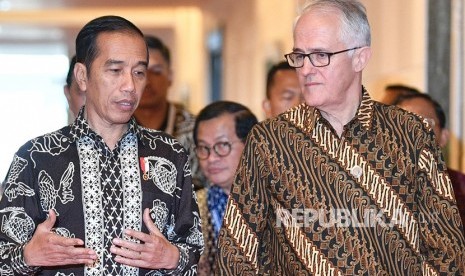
left=0, top=109, right=203, bottom=275
left=169, top=102, right=205, bottom=190
left=215, top=88, right=465, bottom=275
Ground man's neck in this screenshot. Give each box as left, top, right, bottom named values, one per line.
left=319, top=88, right=362, bottom=137
left=85, top=111, right=129, bottom=151
left=134, top=102, right=169, bottom=130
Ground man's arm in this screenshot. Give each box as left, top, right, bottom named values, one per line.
left=0, top=153, right=96, bottom=275
left=24, top=210, right=97, bottom=267
left=416, top=130, right=465, bottom=274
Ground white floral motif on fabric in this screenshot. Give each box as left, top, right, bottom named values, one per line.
left=29, top=132, right=70, bottom=167
left=51, top=227, right=75, bottom=238
left=165, top=214, right=177, bottom=241
left=0, top=207, right=34, bottom=243
left=150, top=200, right=169, bottom=230
left=78, top=136, right=104, bottom=276
left=120, top=133, right=142, bottom=276
left=0, top=241, right=15, bottom=259
left=38, top=162, right=75, bottom=215
left=186, top=214, right=203, bottom=248
left=3, top=156, right=34, bottom=202
left=0, top=263, right=13, bottom=276
left=146, top=157, right=178, bottom=195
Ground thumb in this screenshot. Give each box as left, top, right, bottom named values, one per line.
left=42, top=209, right=57, bottom=231
left=143, top=208, right=163, bottom=237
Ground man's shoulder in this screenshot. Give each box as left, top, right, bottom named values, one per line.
left=448, top=168, right=465, bottom=190
left=12, top=126, right=73, bottom=166
left=372, top=100, right=426, bottom=128
left=373, top=100, right=421, bottom=121
left=17, top=125, right=72, bottom=150
left=137, top=126, right=186, bottom=153
left=172, top=102, right=195, bottom=120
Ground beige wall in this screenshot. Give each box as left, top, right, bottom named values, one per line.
left=362, top=0, right=427, bottom=100
left=0, top=0, right=428, bottom=119
left=201, top=0, right=427, bottom=119
left=5, top=0, right=465, bottom=170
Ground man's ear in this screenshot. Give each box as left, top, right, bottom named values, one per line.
left=353, top=46, right=371, bottom=72
left=63, top=85, right=71, bottom=101
left=439, top=128, right=450, bottom=148
left=74, top=62, right=88, bottom=91
left=262, top=99, right=272, bottom=119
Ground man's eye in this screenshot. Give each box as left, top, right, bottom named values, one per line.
left=293, top=54, right=304, bottom=60
left=134, top=70, right=146, bottom=77
left=148, top=69, right=162, bottom=75
left=314, top=53, right=327, bottom=59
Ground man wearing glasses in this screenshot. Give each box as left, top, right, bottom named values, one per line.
left=192, top=101, right=258, bottom=275
left=215, top=0, right=465, bottom=275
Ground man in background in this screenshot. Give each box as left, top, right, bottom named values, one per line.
left=379, top=83, right=420, bottom=105
left=63, top=55, right=86, bottom=121
left=395, top=92, right=465, bottom=230
left=262, top=60, right=302, bottom=118
left=134, top=35, right=204, bottom=189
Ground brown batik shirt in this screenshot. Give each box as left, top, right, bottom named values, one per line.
left=215, top=88, right=465, bottom=275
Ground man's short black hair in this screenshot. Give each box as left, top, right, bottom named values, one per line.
left=65, top=55, right=77, bottom=87
left=76, top=15, right=147, bottom=72
left=266, top=61, right=296, bottom=99
left=384, top=84, right=421, bottom=104
left=394, top=93, right=446, bottom=129
left=144, top=35, right=171, bottom=66
left=193, top=101, right=258, bottom=145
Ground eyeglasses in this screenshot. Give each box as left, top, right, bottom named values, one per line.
left=284, top=47, right=362, bottom=68
left=194, top=141, right=241, bottom=160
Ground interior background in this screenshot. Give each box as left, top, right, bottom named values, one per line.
left=0, top=0, right=464, bottom=180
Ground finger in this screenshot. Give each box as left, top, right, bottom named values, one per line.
left=110, top=244, right=141, bottom=260
left=48, top=233, right=85, bottom=247
left=143, top=208, right=163, bottom=237
left=31, top=247, right=97, bottom=266
left=114, top=254, right=144, bottom=267
left=41, top=255, right=97, bottom=266
left=42, top=209, right=57, bottom=231
left=67, top=247, right=98, bottom=262
left=112, top=238, right=143, bottom=253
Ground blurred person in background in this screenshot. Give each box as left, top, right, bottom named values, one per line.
left=262, top=60, right=303, bottom=118
left=134, top=35, right=204, bottom=189
left=379, top=83, right=420, bottom=105
left=395, top=92, right=465, bottom=230
left=193, top=101, right=258, bottom=275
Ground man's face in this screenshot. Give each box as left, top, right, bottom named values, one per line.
left=64, top=79, right=86, bottom=118
left=78, top=31, right=148, bottom=127
left=263, top=69, right=302, bottom=118
left=138, top=48, right=172, bottom=108
left=196, top=113, right=245, bottom=194
left=293, top=10, right=360, bottom=112
left=397, top=97, right=445, bottom=147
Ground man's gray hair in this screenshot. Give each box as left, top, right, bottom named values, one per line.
left=297, top=0, right=371, bottom=47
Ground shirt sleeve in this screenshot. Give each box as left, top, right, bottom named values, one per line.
left=161, top=149, right=204, bottom=274
left=416, top=127, right=465, bottom=274
left=0, top=152, right=43, bottom=275
left=215, top=127, right=269, bottom=275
